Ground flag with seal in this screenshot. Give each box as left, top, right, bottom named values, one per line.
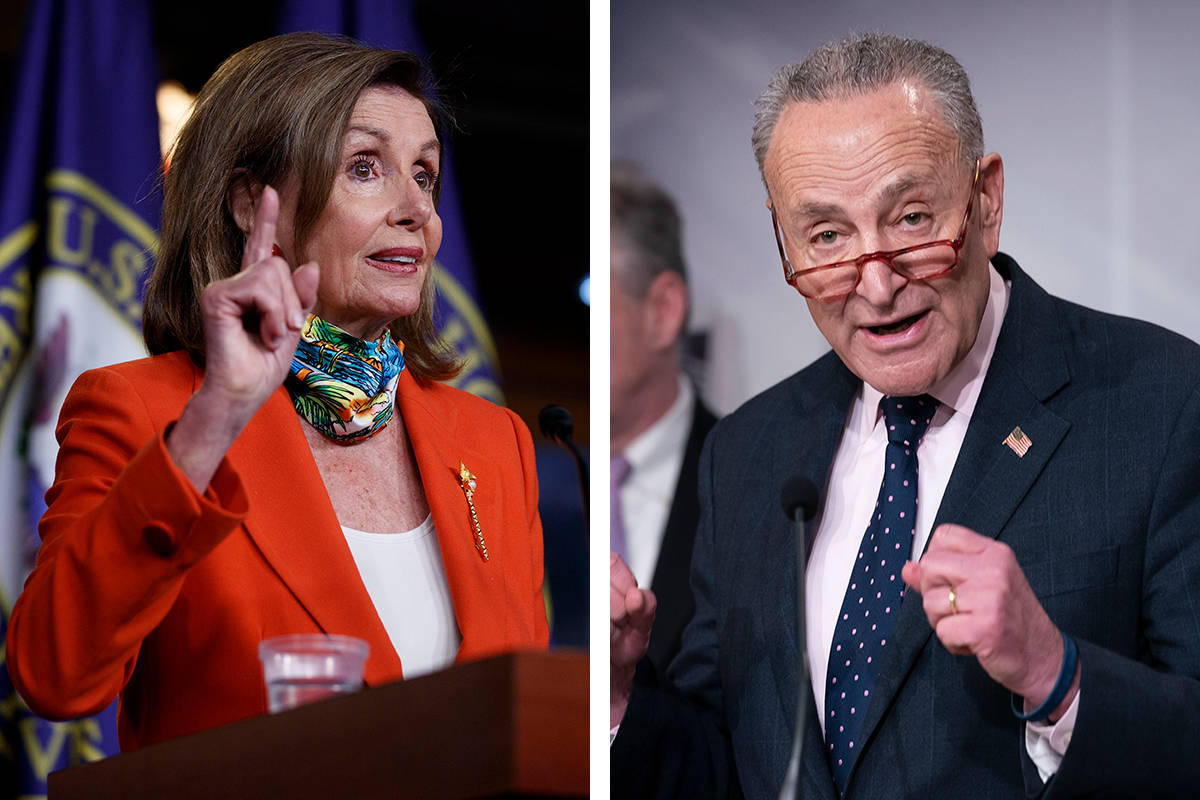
left=0, top=0, right=162, bottom=791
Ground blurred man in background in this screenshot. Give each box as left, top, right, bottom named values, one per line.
left=610, top=164, right=717, bottom=673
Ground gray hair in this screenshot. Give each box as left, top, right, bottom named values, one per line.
left=610, top=161, right=689, bottom=299
left=751, top=33, right=983, bottom=186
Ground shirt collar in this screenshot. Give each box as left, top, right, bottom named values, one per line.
left=858, top=261, right=1010, bottom=429
left=622, top=374, right=694, bottom=473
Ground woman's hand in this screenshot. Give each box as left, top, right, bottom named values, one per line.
left=167, top=186, right=319, bottom=492
left=199, top=186, right=318, bottom=415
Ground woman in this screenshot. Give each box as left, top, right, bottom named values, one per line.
left=6, top=32, right=548, bottom=750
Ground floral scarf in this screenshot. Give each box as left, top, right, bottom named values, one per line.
left=286, top=314, right=405, bottom=442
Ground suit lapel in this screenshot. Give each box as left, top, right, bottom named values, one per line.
left=394, top=372, right=507, bottom=663
left=767, top=358, right=860, bottom=768
left=647, top=398, right=716, bottom=670
left=231, top=372, right=514, bottom=685
left=852, top=254, right=1072, bottom=771
left=802, top=682, right=840, bottom=800
left=652, top=399, right=714, bottom=597
left=230, top=387, right=403, bottom=685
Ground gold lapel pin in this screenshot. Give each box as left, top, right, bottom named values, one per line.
left=459, top=461, right=489, bottom=562
left=1003, top=426, right=1032, bottom=458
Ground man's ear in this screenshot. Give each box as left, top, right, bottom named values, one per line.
left=647, top=270, right=688, bottom=352
left=226, top=169, right=263, bottom=235
left=977, top=152, right=1004, bottom=257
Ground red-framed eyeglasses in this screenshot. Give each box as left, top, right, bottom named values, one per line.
left=770, top=158, right=981, bottom=301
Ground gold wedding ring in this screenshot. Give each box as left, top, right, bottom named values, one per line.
left=947, top=584, right=959, bottom=615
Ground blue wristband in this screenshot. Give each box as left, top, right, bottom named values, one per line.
left=1011, top=632, right=1078, bottom=723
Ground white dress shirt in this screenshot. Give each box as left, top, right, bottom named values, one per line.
left=806, top=263, right=1077, bottom=780
left=617, top=374, right=694, bottom=588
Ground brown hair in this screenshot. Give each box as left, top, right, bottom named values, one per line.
left=144, top=32, right=461, bottom=381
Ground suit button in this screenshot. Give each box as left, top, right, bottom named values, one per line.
left=143, top=522, right=176, bottom=557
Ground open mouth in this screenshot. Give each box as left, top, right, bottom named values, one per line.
left=367, top=246, right=423, bottom=269
left=869, top=312, right=924, bottom=336
left=370, top=254, right=418, bottom=266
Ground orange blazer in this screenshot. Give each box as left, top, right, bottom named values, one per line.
left=7, top=351, right=549, bottom=750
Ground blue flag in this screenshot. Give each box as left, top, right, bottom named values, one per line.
left=277, top=0, right=504, bottom=404
left=0, top=0, right=162, bottom=792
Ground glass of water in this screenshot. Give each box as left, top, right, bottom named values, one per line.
left=258, top=633, right=370, bottom=713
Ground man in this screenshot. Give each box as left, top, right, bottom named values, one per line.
left=611, top=163, right=718, bottom=673
left=611, top=33, right=1200, bottom=799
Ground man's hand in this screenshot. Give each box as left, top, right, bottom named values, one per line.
left=611, top=552, right=656, bottom=728
left=901, top=524, right=1079, bottom=721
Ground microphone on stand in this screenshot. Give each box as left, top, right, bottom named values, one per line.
left=537, top=404, right=590, bottom=525
left=778, top=475, right=820, bottom=800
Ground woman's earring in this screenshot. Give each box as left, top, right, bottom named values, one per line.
left=272, top=244, right=283, bottom=257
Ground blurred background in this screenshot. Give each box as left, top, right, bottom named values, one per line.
left=612, top=0, right=1200, bottom=416
left=0, top=0, right=590, bottom=425
left=0, top=0, right=588, bottom=792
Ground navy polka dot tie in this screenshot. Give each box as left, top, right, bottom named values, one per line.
left=825, top=394, right=938, bottom=794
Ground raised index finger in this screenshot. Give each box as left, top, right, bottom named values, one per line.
left=241, top=185, right=280, bottom=271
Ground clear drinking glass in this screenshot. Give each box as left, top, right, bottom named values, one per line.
left=258, top=633, right=370, bottom=713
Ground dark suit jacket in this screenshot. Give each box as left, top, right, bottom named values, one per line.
left=612, top=254, right=1200, bottom=799
left=645, top=396, right=719, bottom=673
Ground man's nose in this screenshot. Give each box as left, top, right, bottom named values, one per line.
left=854, top=256, right=907, bottom=306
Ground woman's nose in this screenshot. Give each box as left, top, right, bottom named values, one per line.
left=388, top=176, right=434, bottom=229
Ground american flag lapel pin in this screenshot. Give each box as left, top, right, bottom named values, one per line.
left=1003, top=426, right=1032, bottom=458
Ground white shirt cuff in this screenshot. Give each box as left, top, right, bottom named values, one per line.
left=1024, top=689, right=1080, bottom=782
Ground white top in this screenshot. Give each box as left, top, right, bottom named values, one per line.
left=343, top=514, right=461, bottom=679
left=617, top=374, right=694, bottom=588
left=805, top=263, right=1077, bottom=779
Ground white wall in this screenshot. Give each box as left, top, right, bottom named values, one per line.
left=612, top=0, right=1200, bottom=414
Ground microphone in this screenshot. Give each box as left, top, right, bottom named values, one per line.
left=537, top=404, right=590, bottom=522
left=778, top=475, right=819, bottom=800
left=537, top=403, right=574, bottom=443
left=780, top=476, right=819, bottom=524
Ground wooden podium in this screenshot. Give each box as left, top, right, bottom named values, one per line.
left=49, top=650, right=588, bottom=799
